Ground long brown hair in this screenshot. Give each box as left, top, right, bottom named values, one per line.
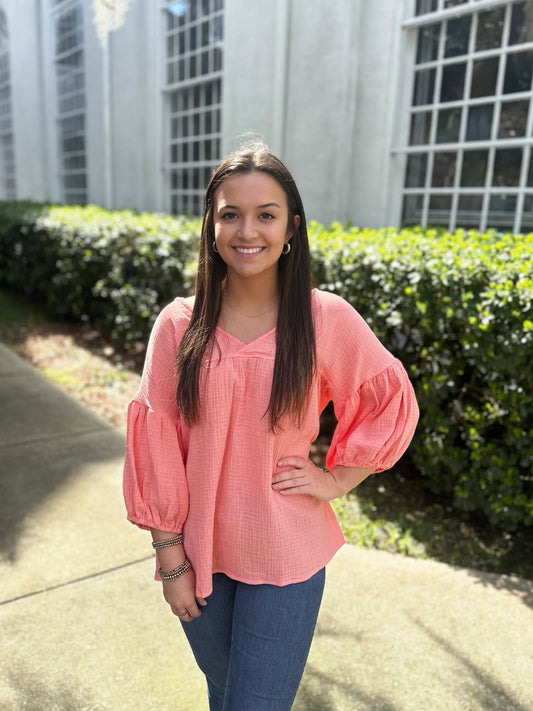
left=176, top=141, right=316, bottom=430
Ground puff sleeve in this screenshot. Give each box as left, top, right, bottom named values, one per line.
left=315, top=292, right=419, bottom=473
left=123, top=300, right=190, bottom=532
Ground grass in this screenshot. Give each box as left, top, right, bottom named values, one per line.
left=1, top=286, right=532, bottom=582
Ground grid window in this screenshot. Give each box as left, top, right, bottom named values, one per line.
left=53, top=2, right=87, bottom=204
left=165, top=0, right=224, bottom=215
left=401, top=0, right=533, bottom=233
left=0, top=9, right=16, bottom=199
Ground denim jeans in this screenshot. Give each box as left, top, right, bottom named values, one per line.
left=180, top=568, right=325, bottom=711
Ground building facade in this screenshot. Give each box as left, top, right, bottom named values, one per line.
left=1, top=0, right=532, bottom=231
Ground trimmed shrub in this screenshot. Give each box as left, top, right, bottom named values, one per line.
left=309, top=221, right=533, bottom=531
left=1, top=201, right=531, bottom=530
left=0, top=202, right=200, bottom=342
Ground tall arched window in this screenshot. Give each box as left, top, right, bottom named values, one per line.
left=0, top=6, right=16, bottom=199
left=164, top=0, right=224, bottom=215
left=52, top=0, right=88, bottom=204
left=400, top=0, right=533, bottom=233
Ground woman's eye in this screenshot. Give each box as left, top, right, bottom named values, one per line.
left=259, top=212, right=274, bottom=220
left=221, top=212, right=237, bottom=220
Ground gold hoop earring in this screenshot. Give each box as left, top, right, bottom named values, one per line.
left=282, top=242, right=291, bottom=255
left=212, top=241, right=219, bottom=253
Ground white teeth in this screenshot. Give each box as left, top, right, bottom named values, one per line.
left=235, top=247, right=263, bottom=254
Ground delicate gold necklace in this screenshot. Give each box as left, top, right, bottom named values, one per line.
left=223, top=290, right=278, bottom=319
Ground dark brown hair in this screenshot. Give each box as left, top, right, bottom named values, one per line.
left=176, top=141, right=316, bottom=430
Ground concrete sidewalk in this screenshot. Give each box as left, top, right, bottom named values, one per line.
left=0, top=341, right=532, bottom=711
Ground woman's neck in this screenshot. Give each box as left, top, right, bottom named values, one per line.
left=223, top=276, right=278, bottom=316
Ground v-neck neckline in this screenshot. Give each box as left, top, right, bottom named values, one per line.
left=179, top=297, right=276, bottom=347
left=215, top=324, right=276, bottom=347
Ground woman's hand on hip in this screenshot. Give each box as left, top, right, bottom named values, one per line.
left=162, top=570, right=207, bottom=622
left=272, top=457, right=343, bottom=501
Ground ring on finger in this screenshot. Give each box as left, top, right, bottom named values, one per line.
left=177, top=610, right=189, bottom=618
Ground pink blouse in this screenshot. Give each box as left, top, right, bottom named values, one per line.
left=123, top=289, right=419, bottom=598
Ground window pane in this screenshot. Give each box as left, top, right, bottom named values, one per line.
left=509, top=1, right=533, bottom=46
left=445, top=16, right=471, bottom=58
left=461, top=150, right=488, bottom=186
left=432, top=151, right=456, bottom=187
left=493, top=148, right=523, bottom=187
left=428, top=194, right=452, bottom=226
left=417, top=23, right=440, bottom=64
left=409, top=111, right=432, bottom=145
left=488, top=194, right=517, bottom=230
left=522, top=195, right=533, bottom=231
left=466, top=104, right=493, bottom=141
left=444, top=0, right=467, bottom=6
left=436, top=107, right=461, bottom=143
left=498, top=100, right=529, bottom=138
left=402, top=194, right=424, bottom=225
left=457, top=194, right=483, bottom=227
left=406, top=154, right=428, bottom=187
left=528, top=154, right=533, bottom=186
left=476, top=7, right=505, bottom=51
left=416, top=0, right=437, bottom=14
left=440, top=63, right=466, bottom=102
left=503, top=51, right=533, bottom=94
left=413, top=68, right=436, bottom=106
left=471, top=57, right=499, bottom=98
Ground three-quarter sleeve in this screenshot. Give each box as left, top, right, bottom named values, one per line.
left=123, top=301, right=190, bottom=532
left=315, top=291, right=419, bottom=473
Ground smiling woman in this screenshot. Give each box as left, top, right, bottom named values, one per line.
left=123, top=139, right=419, bottom=711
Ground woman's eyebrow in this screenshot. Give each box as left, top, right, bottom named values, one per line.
left=218, top=202, right=281, bottom=210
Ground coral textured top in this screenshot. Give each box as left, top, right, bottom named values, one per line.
left=123, top=289, right=419, bottom=598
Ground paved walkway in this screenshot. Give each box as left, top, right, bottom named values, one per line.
left=0, top=341, right=532, bottom=711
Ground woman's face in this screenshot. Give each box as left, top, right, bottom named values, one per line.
left=212, top=171, right=299, bottom=284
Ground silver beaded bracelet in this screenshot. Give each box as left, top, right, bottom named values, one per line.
left=152, top=533, right=184, bottom=549
left=158, top=558, right=191, bottom=581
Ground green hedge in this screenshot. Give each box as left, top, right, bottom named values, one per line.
left=0, top=202, right=200, bottom=342
left=309, top=221, right=533, bottom=531
left=0, top=201, right=532, bottom=530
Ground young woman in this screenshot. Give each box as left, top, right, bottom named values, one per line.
left=123, top=141, right=419, bottom=711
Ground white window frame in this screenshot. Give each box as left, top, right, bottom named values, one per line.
left=161, top=0, right=224, bottom=215
left=52, top=0, right=88, bottom=204
left=395, top=0, right=533, bottom=232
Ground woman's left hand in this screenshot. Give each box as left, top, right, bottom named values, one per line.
left=272, top=457, right=342, bottom=501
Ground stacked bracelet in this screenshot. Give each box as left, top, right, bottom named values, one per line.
left=158, top=558, right=191, bottom=581
left=152, top=534, right=183, bottom=549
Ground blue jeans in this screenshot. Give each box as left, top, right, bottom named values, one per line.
left=180, top=568, right=325, bottom=711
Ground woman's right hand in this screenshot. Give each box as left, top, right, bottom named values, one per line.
left=162, top=569, right=207, bottom=621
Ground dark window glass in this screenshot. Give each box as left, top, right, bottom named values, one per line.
left=503, top=51, right=533, bottom=94
left=417, top=23, right=440, bottom=64
left=528, top=154, right=533, bottom=186
left=499, top=101, right=529, bottom=138
left=429, top=194, right=452, bottom=226
left=436, top=107, right=461, bottom=143
left=409, top=111, right=432, bottom=145
left=432, top=152, right=456, bottom=187
left=493, top=148, right=523, bottom=187
left=458, top=194, right=483, bottom=227
left=522, top=195, right=533, bottom=231
left=444, top=0, right=467, bottom=6
left=471, top=57, right=499, bottom=98
left=476, top=7, right=505, bottom=51
left=440, top=63, right=466, bottom=102
left=402, top=194, right=424, bottom=225
left=445, top=16, right=471, bottom=58
left=466, top=104, right=493, bottom=141
left=461, top=150, right=488, bottom=186
left=509, top=1, right=533, bottom=45
left=488, top=194, right=517, bottom=230
left=406, top=154, right=428, bottom=188
left=413, top=68, right=436, bottom=106
left=416, top=0, right=437, bottom=14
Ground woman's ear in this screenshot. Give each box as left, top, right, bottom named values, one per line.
left=289, top=214, right=301, bottom=238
